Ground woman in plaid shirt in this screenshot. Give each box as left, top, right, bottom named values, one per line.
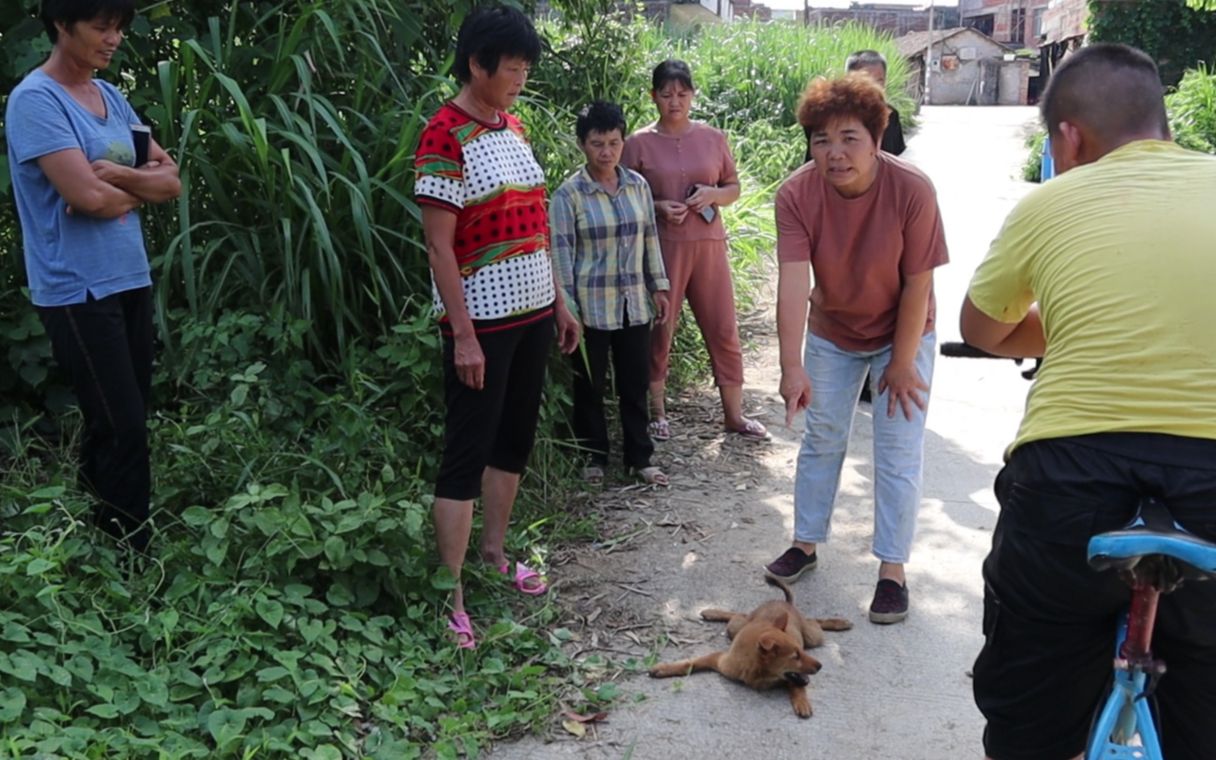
left=551, top=101, right=672, bottom=487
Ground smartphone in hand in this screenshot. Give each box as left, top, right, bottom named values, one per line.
left=686, top=184, right=716, bottom=223
left=131, top=124, right=150, bottom=167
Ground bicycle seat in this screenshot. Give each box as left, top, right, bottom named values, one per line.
left=1088, top=497, right=1216, bottom=580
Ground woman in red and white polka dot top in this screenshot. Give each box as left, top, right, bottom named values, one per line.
left=413, top=5, right=579, bottom=651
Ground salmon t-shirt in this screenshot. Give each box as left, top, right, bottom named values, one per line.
left=775, top=153, right=948, bottom=351
left=620, top=121, right=737, bottom=242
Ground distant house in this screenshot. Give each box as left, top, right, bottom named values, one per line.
left=639, top=0, right=734, bottom=24
left=1038, top=0, right=1090, bottom=68
left=958, top=0, right=1050, bottom=48
left=896, top=27, right=1029, bottom=106
left=804, top=3, right=959, bottom=37
left=732, top=0, right=773, bottom=21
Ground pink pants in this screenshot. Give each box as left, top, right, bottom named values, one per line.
left=651, top=238, right=744, bottom=387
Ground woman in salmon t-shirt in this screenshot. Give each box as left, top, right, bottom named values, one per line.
left=620, top=59, right=768, bottom=443
left=765, top=76, right=948, bottom=627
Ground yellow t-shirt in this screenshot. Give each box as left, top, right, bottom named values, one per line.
left=968, top=140, right=1216, bottom=454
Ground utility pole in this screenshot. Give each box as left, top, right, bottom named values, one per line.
left=923, top=0, right=934, bottom=104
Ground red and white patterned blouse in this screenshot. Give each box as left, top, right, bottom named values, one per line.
left=414, top=102, right=555, bottom=332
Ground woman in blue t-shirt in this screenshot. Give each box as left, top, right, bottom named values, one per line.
left=5, top=0, right=181, bottom=553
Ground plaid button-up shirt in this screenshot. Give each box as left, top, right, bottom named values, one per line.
left=550, top=165, right=669, bottom=331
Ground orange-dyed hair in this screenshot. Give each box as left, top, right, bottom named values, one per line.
left=797, top=74, right=889, bottom=146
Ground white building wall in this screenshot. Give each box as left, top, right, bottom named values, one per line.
left=697, top=0, right=733, bottom=21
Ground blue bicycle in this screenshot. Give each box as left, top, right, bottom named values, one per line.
left=1085, top=497, right=1216, bottom=760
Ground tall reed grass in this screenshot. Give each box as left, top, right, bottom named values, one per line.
left=152, top=0, right=458, bottom=363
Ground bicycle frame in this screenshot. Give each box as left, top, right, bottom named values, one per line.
left=1086, top=581, right=1165, bottom=760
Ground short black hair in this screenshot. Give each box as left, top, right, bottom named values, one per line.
left=576, top=101, right=627, bottom=142
left=453, top=5, right=541, bottom=84
left=1041, top=43, right=1168, bottom=144
left=845, top=50, right=887, bottom=73
left=652, top=59, right=695, bottom=92
left=40, top=0, right=135, bottom=44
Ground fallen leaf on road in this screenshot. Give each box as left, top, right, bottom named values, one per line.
left=562, top=720, right=587, bottom=738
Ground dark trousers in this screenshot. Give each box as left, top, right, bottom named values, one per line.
left=571, top=320, right=653, bottom=470
left=37, top=287, right=154, bottom=552
left=435, top=315, right=554, bottom=501
left=972, top=433, right=1216, bottom=760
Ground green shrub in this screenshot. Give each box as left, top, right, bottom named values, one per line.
left=0, top=309, right=603, bottom=758
left=1088, top=0, right=1216, bottom=87
left=1168, top=65, right=1216, bottom=154
left=1023, top=130, right=1046, bottom=183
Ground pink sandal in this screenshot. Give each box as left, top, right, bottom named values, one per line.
left=727, top=418, right=770, bottom=441
left=498, top=561, right=548, bottom=596
left=648, top=418, right=671, bottom=441
left=448, top=611, right=476, bottom=650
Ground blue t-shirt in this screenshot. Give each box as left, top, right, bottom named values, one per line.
left=6, top=69, right=151, bottom=306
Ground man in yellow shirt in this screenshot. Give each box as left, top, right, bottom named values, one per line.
left=961, top=44, right=1216, bottom=760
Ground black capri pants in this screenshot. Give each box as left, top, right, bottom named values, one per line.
left=973, top=433, right=1216, bottom=760
left=37, top=286, right=154, bottom=553
left=434, top=312, right=554, bottom=501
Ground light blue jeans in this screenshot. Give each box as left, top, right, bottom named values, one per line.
left=793, top=331, right=935, bottom=564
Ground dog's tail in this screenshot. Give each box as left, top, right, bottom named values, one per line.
left=765, top=574, right=795, bottom=603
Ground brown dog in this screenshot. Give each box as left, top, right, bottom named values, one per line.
left=649, top=576, right=851, bottom=717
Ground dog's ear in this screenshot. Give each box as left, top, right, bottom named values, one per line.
left=772, top=611, right=789, bottom=630
left=758, top=634, right=777, bottom=653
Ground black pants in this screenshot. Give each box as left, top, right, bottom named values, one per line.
left=571, top=320, right=653, bottom=470
left=973, top=433, right=1216, bottom=760
left=434, top=315, right=554, bottom=501
left=37, top=287, right=153, bottom=553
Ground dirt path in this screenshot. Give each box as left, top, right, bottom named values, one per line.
left=489, top=106, right=1042, bottom=760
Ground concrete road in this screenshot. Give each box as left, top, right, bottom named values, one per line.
left=489, top=105, right=1043, bottom=760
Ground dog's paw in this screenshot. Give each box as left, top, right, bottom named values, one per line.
left=789, top=687, right=814, bottom=718
left=818, top=617, right=853, bottom=631
left=649, top=663, right=687, bottom=678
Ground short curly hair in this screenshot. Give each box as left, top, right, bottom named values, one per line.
left=797, top=74, right=889, bottom=146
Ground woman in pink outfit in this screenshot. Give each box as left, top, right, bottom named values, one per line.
left=621, top=59, right=768, bottom=443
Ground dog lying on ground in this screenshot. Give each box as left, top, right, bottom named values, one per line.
left=649, top=576, right=852, bottom=717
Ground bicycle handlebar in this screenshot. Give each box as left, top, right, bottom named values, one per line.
left=939, top=341, right=1003, bottom=359
left=938, top=341, right=1040, bottom=380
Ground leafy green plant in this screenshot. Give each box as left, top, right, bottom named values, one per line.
left=1088, top=0, right=1216, bottom=86
left=1023, top=129, right=1046, bottom=183
left=0, top=316, right=583, bottom=758
left=1168, top=65, right=1216, bottom=154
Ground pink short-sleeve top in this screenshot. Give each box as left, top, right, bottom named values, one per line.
left=620, top=121, right=737, bottom=243
left=775, top=153, right=949, bottom=351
